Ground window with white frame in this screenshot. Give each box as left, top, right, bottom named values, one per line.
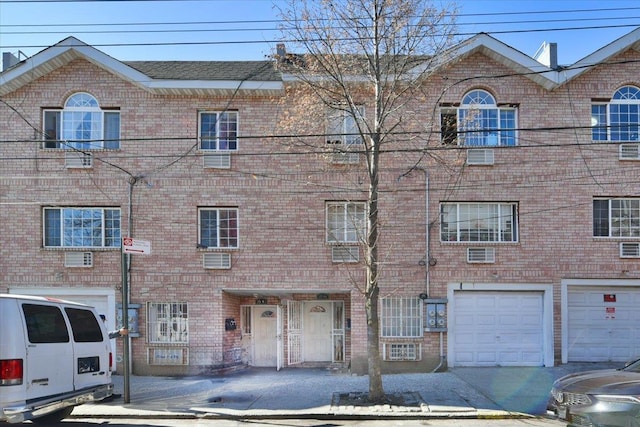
left=380, top=297, right=422, bottom=338
left=440, top=202, right=518, bottom=242
left=199, top=111, right=238, bottom=150
left=440, top=89, right=517, bottom=146
left=43, top=207, right=120, bottom=248
left=592, top=86, right=640, bottom=142
left=326, top=106, right=364, bottom=145
left=326, top=201, right=366, bottom=244
left=147, top=302, right=188, bottom=344
left=43, top=92, right=120, bottom=150
left=198, top=208, right=239, bottom=248
left=594, top=198, right=640, bottom=237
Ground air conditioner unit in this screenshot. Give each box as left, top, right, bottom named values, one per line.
left=467, top=247, right=495, bottom=263
left=331, top=151, right=359, bottom=164
left=203, top=152, right=231, bottom=169
left=467, top=148, right=494, bottom=165
left=332, top=246, right=359, bottom=263
left=620, top=242, right=640, bottom=258
left=64, top=252, right=93, bottom=267
left=619, top=144, right=640, bottom=160
left=65, top=151, right=93, bottom=168
left=203, top=252, right=231, bottom=269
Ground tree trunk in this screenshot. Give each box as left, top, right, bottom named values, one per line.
left=366, top=137, right=384, bottom=402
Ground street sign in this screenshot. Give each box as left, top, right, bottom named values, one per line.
left=122, top=237, right=151, bottom=255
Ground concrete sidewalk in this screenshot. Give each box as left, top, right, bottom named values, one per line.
left=71, top=362, right=622, bottom=420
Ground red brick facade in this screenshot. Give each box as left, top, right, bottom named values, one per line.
left=3, top=31, right=640, bottom=375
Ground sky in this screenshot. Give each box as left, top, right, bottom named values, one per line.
left=1, top=0, right=640, bottom=67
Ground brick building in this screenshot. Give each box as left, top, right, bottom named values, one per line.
left=2, top=28, right=640, bottom=375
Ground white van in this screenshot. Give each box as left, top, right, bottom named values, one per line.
left=0, top=294, right=113, bottom=423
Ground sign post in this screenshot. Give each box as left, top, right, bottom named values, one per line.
left=121, top=237, right=151, bottom=403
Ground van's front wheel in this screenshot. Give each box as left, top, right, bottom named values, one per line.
left=31, top=406, right=75, bottom=424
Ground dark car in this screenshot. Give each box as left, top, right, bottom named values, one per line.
left=548, top=359, right=640, bottom=426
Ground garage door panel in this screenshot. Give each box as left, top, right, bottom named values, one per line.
left=522, top=314, right=543, bottom=325
left=611, top=329, right=631, bottom=339
left=477, top=314, right=496, bottom=325
left=476, top=332, right=498, bottom=344
left=498, top=332, right=521, bottom=345
left=498, top=352, right=520, bottom=364
left=568, top=286, right=640, bottom=362
left=456, top=298, right=476, bottom=310
left=477, top=352, right=497, bottom=363
left=475, top=296, right=497, bottom=307
left=454, top=332, right=475, bottom=344
left=455, top=314, right=475, bottom=326
left=454, top=352, right=474, bottom=363
left=569, top=308, right=587, bottom=322
left=453, top=291, right=544, bottom=366
left=521, top=332, right=543, bottom=346
left=611, top=347, right=634, bottom=359
left=498, top=314, right=518, bottom=324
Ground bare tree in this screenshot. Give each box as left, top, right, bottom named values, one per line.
left=276, top=0, right=457, bottom=401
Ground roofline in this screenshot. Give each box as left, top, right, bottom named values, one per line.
left=0, top=36, right=284, bottom=96
left=428, top=33, right=559, bottom=90
left=4, top=29, right=640, bottom=96
left=562, top=27, right=640, bottom=81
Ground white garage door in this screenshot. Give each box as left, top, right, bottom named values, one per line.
left=568, top=287, right=640, bottom=362
left=453, top=291, right=544, bottom=366
left=9, top=288, right=114, bottom=328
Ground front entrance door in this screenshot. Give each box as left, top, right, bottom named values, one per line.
left=253, top=306, right=277, bottom=366
left=303, top=301, right=332, bottom=362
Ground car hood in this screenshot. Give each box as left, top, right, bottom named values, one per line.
left=554, top=369, right=640, bottom=395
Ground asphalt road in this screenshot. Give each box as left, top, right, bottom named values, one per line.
left=65, top=417, right=566, bottom=426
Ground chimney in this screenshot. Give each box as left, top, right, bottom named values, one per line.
left=533, top=42, right=558, bottom=69
left=2, top=52, right=20, bottom=72
left=276, top=43, right=286, bottom=59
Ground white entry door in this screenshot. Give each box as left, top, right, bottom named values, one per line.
left=253, top=306, right=277, bottom=367
left=303, top=301, right=332, bottom=362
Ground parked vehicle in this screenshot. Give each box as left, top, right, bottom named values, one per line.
left=0, top=294, right=113, bottom=423
left=548, top=358, right=640, bottom=426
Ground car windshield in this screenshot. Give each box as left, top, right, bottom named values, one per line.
left=621, top=358, right=640, bottom=372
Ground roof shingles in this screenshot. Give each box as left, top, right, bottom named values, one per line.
left=123, top=60, right=281, bottom=81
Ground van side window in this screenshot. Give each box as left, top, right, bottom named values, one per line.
left=65, top=308, right=103, bottom=342
left=22, top=304, right=70, bottom=343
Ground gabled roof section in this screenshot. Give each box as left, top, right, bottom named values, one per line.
left=425, top=33, right=559, bottom=90
left=564, top=27, right=640, bottom=82
left=0, top=37, right=283, bottom=97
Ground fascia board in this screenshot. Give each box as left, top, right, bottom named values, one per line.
left=146, top=79, right=283, bottom=92
left=562, top=27, right=640, bottom=82
left=0, top=37, right=153, bottom=94
left=424, top=34, right=559, bottom=89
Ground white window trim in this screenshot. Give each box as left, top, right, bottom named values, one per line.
left=380, top=296, right=423, bottom=338
left=594, top=198, right=640, bottom=238
left=198, top=111, right=239, bottom=151
left=326, top=106, right=365, bottom=145
left=42, top=92, right=120, bottom=150
left=591, top=86, right=640, bottom=142
left=43, top=207, right=121, bottom=249
left=453, top=90, right=517, bottom=147
left=147, top=302, right=189, bottom=344
left=440, top=202, right=518, bottom=243
left=198, top=207, right=240, bottom=249
left=326, top=201, right=367, bottom=244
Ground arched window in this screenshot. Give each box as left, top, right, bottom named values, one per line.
left=43, top=92, right=120, bottom=149
left=440, top=89, right=517, bottom=146
left=592, top=85, right=640, bottom=142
